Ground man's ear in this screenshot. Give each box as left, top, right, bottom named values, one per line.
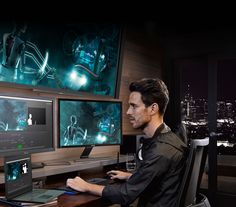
left=150, top=103, right=159, bottom=115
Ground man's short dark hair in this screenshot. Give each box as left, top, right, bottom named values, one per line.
left=129, top=78, right=169, bottom=115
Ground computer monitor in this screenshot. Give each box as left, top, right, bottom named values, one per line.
left=0, top=95, right=54, bottom=156
left=58, top=98, right=122, bottom=158
left=0, top=21, right=123, bottom=98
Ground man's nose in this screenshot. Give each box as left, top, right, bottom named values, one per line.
left=126, top=107, right=131, bottom=115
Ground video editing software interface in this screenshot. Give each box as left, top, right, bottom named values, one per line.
left=0, top=95, right=54, bottom=156
left=59, top=99, right=122, bottom=148
left=4, top=155, right=31, bottom=198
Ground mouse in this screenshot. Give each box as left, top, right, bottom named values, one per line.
left=57, top=186, right=79, bottom=195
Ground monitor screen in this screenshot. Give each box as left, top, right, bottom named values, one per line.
left=58, top=98, right=122, bottom=148
left=0, top=21, right=123, bottom=98
left=4, top=154, right=32, bottom=199
left=0, top=95, right=54, bottom=156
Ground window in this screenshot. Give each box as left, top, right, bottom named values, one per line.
left=174, top=57, right=209, bottom=140
left=217, top=58, right=236, bottom=155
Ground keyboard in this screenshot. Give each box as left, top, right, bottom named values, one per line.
left=44, top=161, right=71, bottom=166
left=74, top=156, right=112, bottom=162
left=86, top=177, right=111, bottom=185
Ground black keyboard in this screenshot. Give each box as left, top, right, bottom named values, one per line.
left=86, top=177, right=110, bottom=185
left=44, top=161, right=71, bottom=166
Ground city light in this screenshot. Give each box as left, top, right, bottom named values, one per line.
left=182, top=84, right=236, bottom=153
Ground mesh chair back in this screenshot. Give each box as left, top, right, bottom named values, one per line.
left=176, top=137, right=209, bottom=207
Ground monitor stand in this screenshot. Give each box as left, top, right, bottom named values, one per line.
left=80, top=146, right=93, bottom=159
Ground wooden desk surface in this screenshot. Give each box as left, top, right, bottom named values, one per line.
left=0, top=193, right=102, bottom=207
left=58, top=193, right=102, bottom=207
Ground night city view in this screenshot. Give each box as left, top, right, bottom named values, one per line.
left=181, top=84, right=236, bottom=155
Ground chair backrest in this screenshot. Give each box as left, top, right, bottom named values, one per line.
left=176, top=137, right=209, bottom=207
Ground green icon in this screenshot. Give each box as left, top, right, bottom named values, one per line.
left=17, top=144, right=23, bottom=150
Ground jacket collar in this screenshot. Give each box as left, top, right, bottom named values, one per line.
left=140, top=123, right=186, bottom=153
left=140, top=123, right=170, bottom=144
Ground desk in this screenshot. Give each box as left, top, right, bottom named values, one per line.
left=0, top=193, right=103, bottom=207
left=0, top=169, right=115, bottom=207
left=57, top=193, right=102, bottom=207
left=0, top=156, right=126, bottom=207
left=0, top=155, right=126, bottom=184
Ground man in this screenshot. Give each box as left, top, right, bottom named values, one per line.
left=67, top=78, right=187, bottom=207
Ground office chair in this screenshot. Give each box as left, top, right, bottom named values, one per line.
left=176, top=137, right=211, bottom=207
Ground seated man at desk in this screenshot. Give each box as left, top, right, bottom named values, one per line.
left=67, top=78, right=187, bottom=207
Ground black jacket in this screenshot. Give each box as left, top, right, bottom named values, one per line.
left=102, top=123, right=187, bottom=207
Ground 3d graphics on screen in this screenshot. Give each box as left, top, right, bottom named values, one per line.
left=0, top=21, right=122, bottom=97
left=59, top=99, right=122, bottom=147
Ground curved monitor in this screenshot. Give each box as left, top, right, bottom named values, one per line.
left=58, top=98, right=122, bottom=157
left=0, top=95, right=54, bottom=156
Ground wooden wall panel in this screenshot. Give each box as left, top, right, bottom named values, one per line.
left=120, top=24, right=163, bottom=135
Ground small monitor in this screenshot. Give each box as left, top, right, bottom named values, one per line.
left=0, top=95, right=54, bottom=156
left=4, top=154, right=32, bottom=199
left=58, top=98, right=122, bottom=158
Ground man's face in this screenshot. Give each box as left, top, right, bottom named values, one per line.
left=126, top=92, right=151, bottom=129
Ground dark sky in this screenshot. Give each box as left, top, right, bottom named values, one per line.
left=179, top=57, right=236, bottom=101
left=179, top=58, right=208, bottom=99
left=217, top=59, right=236, bottom=100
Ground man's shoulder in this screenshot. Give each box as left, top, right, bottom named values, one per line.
left=158, top=132, right=187, bottom=152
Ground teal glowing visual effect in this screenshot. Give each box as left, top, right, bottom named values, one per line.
left=0, top=99, right=27, bottom=131
left=96, top=134, right=107, bottom=143
left=59, top=99, right=122, bottom=147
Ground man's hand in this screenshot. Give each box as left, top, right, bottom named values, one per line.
left=107, top=170, right=132, bottom=181
left=66, top=176, right=104, bottom=196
